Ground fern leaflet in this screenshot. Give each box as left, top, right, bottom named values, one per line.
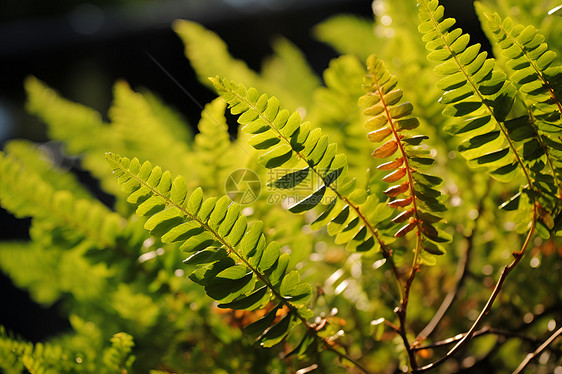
left=418, top=0, right=560, bottom=235
left=360, top=54, right=450, bottom=260
left=0, top=151, right=124, bottom=249
left=210, top=76, right=397, bottom=260
left=106, top=153, right=318, bottom=350
left=479, top=9, right=562, bottom=196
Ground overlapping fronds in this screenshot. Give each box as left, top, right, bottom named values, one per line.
left=477, top=0, right=562, bottom=57
left=210, top=77, right=395, bottom=255
left=25, top=78, right=193, bottom=197
left=0, top=326, right=72, bottom=374
left=313, top=15, right=378, bottom=62
left=193, top=98, right=240, bottom=194
left=418, top=0, right=519, bottom=179
left=0, top=150, right=124, bottom=249
left=261, top=37, right=321, bottom=106
left=102, top=333, right=135, bottom=374
left=360, top=55, right=450, bottom=260
left=173, top=20, right=313, bottom=109
left=307, top=55, right=372, bottom=170
left=2, top=140, right=91, bottom=200
left=479, top=10, right=562, bottom=194
left=418, top=0, right=561, bottom=234
left=106, top=153, right=316, bottom=349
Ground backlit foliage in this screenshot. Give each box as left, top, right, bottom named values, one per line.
left=1, top=0, right=561, bottom=373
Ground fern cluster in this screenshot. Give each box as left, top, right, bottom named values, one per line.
left=106, top=153, right=315, bottom=349
left=1, top=0, right=562, bottom=373
left=418, top=0, right=562, bottom=237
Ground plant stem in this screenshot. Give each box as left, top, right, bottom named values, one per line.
left=413, top=326, right=541, bottom=351
left=413, top=206, right=537, bottom=373
left=416, top=182, right=489, bottom=342
left=324, top=345, right=371, bottom=374
left=513, top=326, right=562, bottom=374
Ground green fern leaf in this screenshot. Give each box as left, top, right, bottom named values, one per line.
left=314, top=15, right=378, bottom=62
left=360, top=54, right=449, bottom=259
left=102, top=332, right=135, bottom=374
left=173, top=20, right=311, bottom=110
left=106, top=153, right=314, bottom=347
left=261, top=37, right=322, bottom=107
left=418, top=0, right=561, bottom=234
left=0, top=150, right=125, bottom=250
left=479, top=9, right=562, bottom=197
left=210, top=76, right=396, bottom=255
left=193, top=98, right=245, bottom=194
left=418, top=0, right=519, bottom=177
left=307, top=55, right=372, bottom=170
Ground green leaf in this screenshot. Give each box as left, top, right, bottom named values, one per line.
left=288, top=185, right=327, bottom=213
left=270, top=167, right=310, bottom=189
left=183, top=247, right=228, bottom=266
left=258, top=313, right=293, bottom=347
left=244, top=305, right=280, bottom=340
left=218, top=286, right=269, bottom=310
left=258, top=144, right=293, bottom=168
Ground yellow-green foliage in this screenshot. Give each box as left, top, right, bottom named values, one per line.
left=1, top=1, right=562, bottom=373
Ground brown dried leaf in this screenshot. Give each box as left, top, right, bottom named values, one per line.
left=384, top=181, right=410, bottom=197
left=368, top=127, right=393, bottom=143
left=378, top=158, right=404, bottom=171
left=382, top=167, right=407, bottom=182
left=387, top=196, right=413, bottom=208
left=395, top=221, right=416, bottom=237
left=392, top=208, right=415, bottom=223
left=372, top=140, right=398, bottom=159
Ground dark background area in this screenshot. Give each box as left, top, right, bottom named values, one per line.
left=0, top=0, right=478, bottom=343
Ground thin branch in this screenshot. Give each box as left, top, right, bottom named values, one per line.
left=413, top=206, right=537, bottom=373
left=513, top=326, right=562, bottom=374
left=416, top=193, right=485, bottom=341
left=324, top=345, right=371, bottom=374
left=412, top=326, right=540, bottom=351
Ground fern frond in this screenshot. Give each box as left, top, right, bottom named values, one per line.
left=418, top=0, right=520, bottom=178
left=261, top=37, right=321, bottom=106
left=0, top=151, right=125, bottom=249
left=314, top=15, right=379, bottom=62
left=418, top=0, right=561, bottom=234
left=307, top=55, right=372, bottom=170
left=25, top=78, right=194, bottom=198
left=477, top=0, right=562, bottom=57
left=360, top=55, right=450, bottom=259
left=193, top=98, right=244, bottom=194
left=102, top=332, right=135, bottom=374
left=106, top=153, right=316, bottom=349
left=0, top=240, right=111, bottom=305
left=109, top=81, right=193, bottom=178
left=0, top=326, right=74, bottom=374
left=210, top=77, right=396, bottom=256
left=172, top=20, right=308, bottom=110
left=141, top=89, right=193, bottom=143
left=479, top=10, right=562, bottom=194
left=2, top=140, right=91, bottom=200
